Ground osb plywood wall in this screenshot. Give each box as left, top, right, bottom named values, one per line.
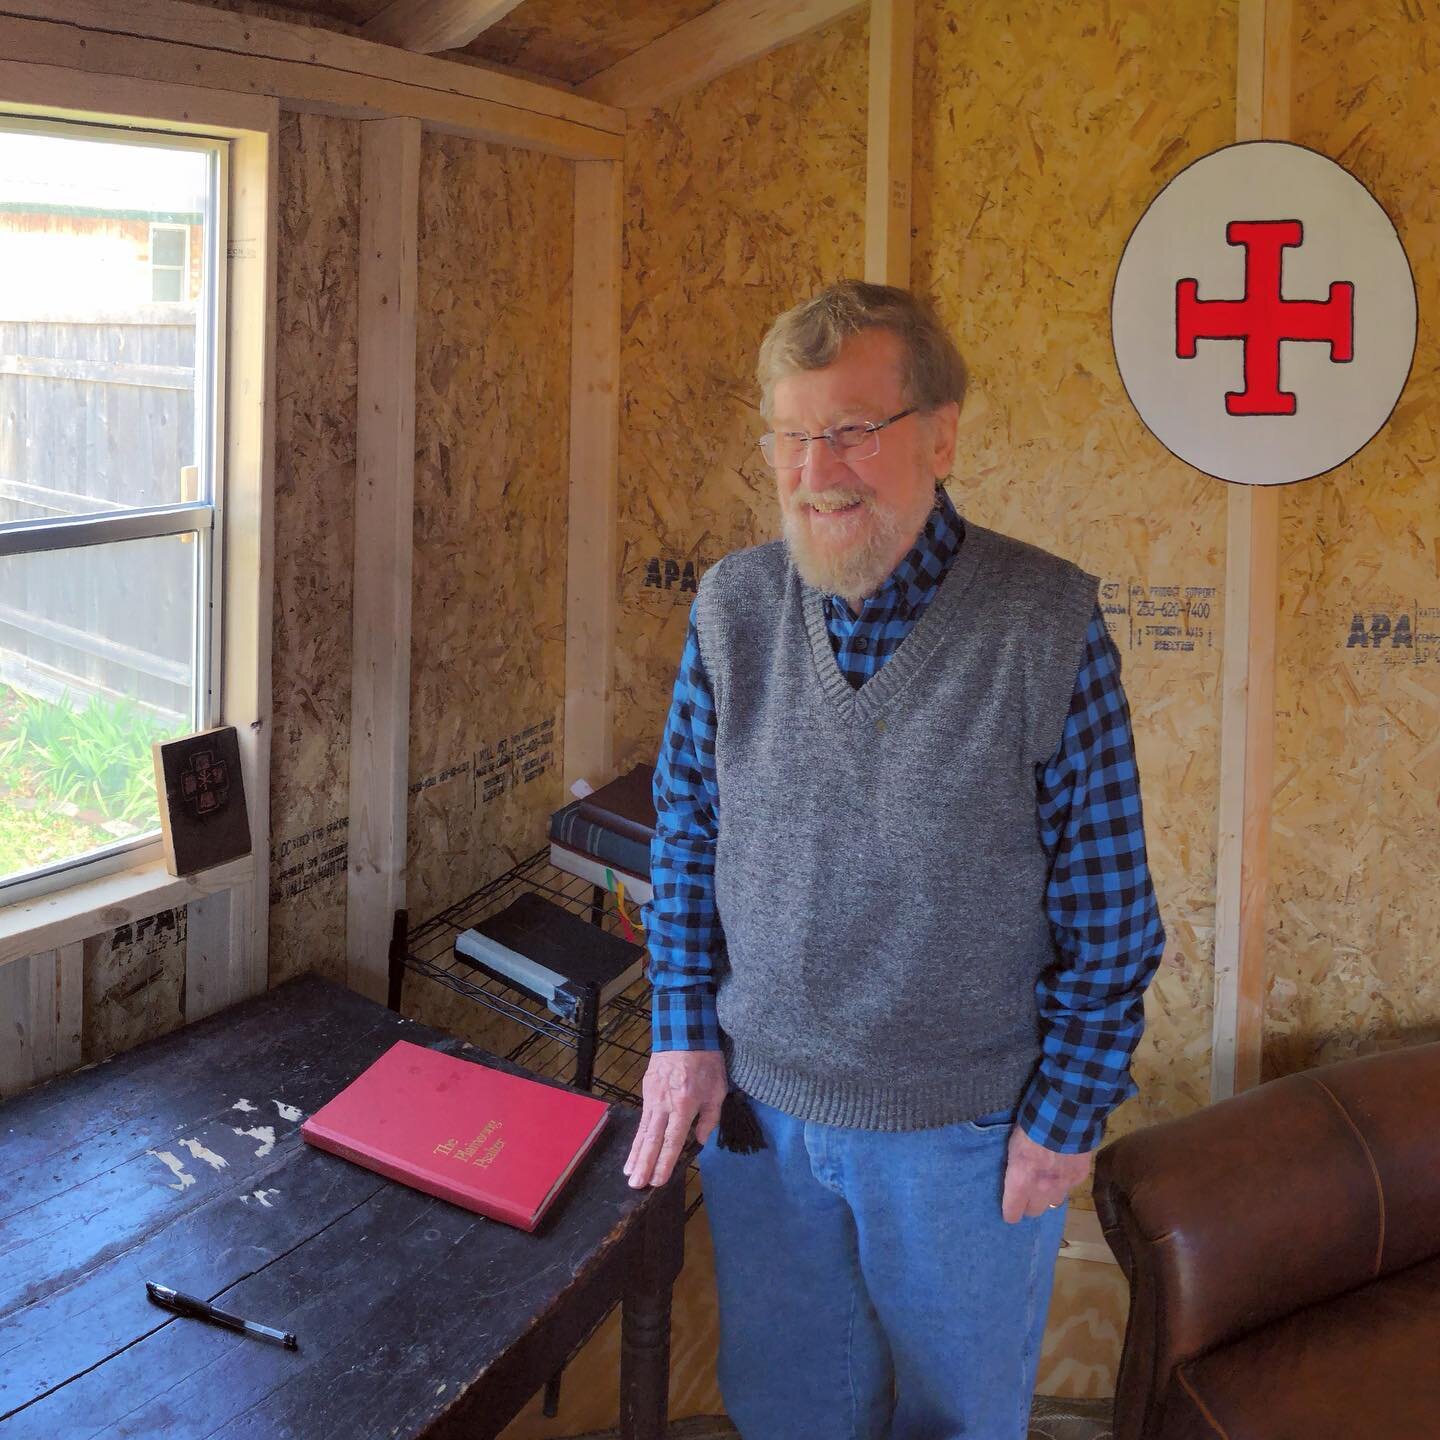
left=616, top=4, right=1236, bottom=1124
left=1267, top=2, right=1440, bottom=1075
left=501, top=28, right=872, bottom=1431
left=613, top=11, right=870, bottom=767
left=914, top=0, right=1237, bottom=1139
left=81, top=909, right=188, bottom=1061
left=608, top=0, right=1236, bottom=1405
left=617, top=0, right=1237, bottom=1145
left=267, top=111, right=360, bottom=988
left=404, top=133, right=573, bottom=935
left=258, top=118, right=578, bottom=1033
left=909, top=0, right=1232, bottom=1399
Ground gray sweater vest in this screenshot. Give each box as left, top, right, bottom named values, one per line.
left=693, top=521, right=1098, bottom=1130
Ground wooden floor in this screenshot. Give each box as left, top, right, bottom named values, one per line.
left=569, top=1395, right=1116, bottom=1439
left=1027, top=1396, right=1116, bottom=1439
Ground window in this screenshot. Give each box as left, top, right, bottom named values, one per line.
left=150, top=222, right=190, bottom=302
left=0, top=119, right=226, bottom=894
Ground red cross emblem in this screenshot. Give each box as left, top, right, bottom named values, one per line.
left=180, top=748, right=230, bottom=817
left=1175, top=220, right=1354, bottom=416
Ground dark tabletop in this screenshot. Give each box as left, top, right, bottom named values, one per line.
left=0, top=974, right=680, bottom=1439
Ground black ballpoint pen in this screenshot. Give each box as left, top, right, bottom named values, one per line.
left=145, top=1281, right=298, bottom=1350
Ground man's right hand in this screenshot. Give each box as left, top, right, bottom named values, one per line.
left=623, top=1049, right=728, bottom=1189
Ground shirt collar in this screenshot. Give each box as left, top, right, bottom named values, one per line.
left=827, top=486, right=966, bottom=621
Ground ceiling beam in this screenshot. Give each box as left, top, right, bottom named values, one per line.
left=0, top=0, right=623, bottom=142
left=361, top=0, right=527, bottom=55
left=0, top=13, right=618, bottom=160
left=576, top=0, right=865, bottom=112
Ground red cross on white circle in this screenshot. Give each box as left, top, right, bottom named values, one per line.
left=1112, top=142, right=1415, bottom=486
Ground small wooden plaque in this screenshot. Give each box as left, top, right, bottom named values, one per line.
left=152, top=726, right=252, bottom=877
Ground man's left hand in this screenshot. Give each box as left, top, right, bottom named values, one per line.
left=1001, top=1126, right=1093, bottom=1223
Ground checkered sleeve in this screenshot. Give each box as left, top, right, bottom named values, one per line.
left=644, top=609, right=725, bottom=1052
left=1018, top=606, right=1167, bottom=1154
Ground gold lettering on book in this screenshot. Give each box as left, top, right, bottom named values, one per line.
left=441, top=1120, right=503, bottom=1164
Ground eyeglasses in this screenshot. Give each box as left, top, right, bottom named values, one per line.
left=757, top=407, right=918, bottom=470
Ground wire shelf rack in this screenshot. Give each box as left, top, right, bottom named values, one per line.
left=395, top=847, right=701, bottom=1213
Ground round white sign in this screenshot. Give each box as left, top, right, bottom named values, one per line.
left=1111, top=141, right=1416, bottom=486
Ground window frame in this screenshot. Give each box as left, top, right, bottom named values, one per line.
left=0, top=116, right=228, bottom=901
left=0, top=67, right=274, bottom=981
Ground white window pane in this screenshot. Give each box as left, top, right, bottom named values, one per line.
left=0, top=533, right=198, bottom=886
left=152, top=267, right=184, bottom=303
left=151, top=227, right=186, bottom=267
left=0, top=129, right=212, bottom=520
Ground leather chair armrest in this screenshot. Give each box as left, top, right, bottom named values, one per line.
left=1094, top=1043, right=1440, bottom=1440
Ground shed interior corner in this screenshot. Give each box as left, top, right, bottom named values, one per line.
left=1, top=0, right=1437, bottom=1432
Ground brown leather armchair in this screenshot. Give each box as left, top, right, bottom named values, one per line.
left=1093, top=1042, right=1440, bottom=1440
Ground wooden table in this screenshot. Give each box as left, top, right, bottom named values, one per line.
left=0, top=974, right=684, bottom=1439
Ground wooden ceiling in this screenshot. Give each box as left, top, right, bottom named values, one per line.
left=165, top=0, right=862, bottom=115
left=463, top=0, right=721, bottom=86
left=240, top=0, right=724, bottom=86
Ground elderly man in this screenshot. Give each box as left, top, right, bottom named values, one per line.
left=625, top=281, right=1165, bottom=1439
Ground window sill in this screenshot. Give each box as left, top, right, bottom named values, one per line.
left=0, top=851, right=255, bottom=967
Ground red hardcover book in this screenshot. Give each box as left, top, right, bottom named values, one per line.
left=300, top=1040, right=610, bottom=1233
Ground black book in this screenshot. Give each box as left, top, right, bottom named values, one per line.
left=454, top=892, right=646, bottom=1023
left=152, top=726, right=252, bottom=877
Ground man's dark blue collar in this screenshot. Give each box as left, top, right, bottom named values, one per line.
left=827, top=485, right=965, bottom=620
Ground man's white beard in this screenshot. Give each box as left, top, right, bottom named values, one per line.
left=781, top=479, right=935, bottom=603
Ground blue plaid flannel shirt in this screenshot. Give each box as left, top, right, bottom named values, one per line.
left=645, top=488, right=1166, bottom=1154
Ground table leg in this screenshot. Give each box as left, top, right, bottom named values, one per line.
left=619, top=1284, right=672, bottom=1440
left=618, top=1175, right=685, bottom=1440
left=386, top=909, right=408, bottom=1012
left=574, top=990, right=599, bottom=1091
left=542, top=1370, right=563, bottom=1417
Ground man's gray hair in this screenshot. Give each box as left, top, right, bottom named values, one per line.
left=757, top=279, right=968, bottom=421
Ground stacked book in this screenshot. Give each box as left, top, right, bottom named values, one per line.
left=548, top=763, right=657, bottom=885
left=454, top=891, right=646, bottom=1026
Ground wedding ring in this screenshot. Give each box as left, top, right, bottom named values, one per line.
left=1047, top=1202, right=1062, bottom=1210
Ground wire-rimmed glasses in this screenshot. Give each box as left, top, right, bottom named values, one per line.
left=758, top=407, right=918, bottom=471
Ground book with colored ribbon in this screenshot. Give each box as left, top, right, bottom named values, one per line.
left=549, top=764, right=657, bottom=887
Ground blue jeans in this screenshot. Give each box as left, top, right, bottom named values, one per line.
left=698, top=1097, right=1066, bottom=1440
